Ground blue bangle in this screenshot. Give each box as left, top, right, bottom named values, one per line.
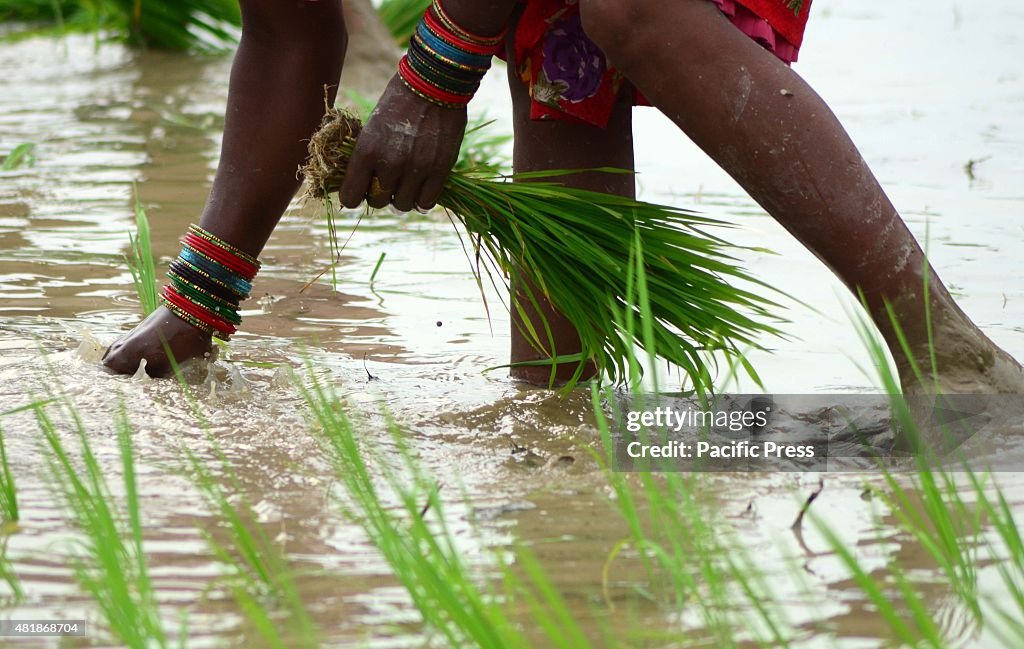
left=179, top=247, right=252, bottom=296
left=407, top=40, right=481, bottom=94
left=169, top=259, right=240, bottom=305
left=415, top=22, right=492, bottom=71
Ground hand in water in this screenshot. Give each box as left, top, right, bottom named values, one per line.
left=339, top=74, right=467, bottom=212
left=102, top=306, right=212, bottom=377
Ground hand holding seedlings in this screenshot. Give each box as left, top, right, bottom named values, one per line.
left=339, top=75, right=467, bottom=212
left=338, top=0, right=513, bottom=212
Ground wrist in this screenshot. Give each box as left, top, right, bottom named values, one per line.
left=434, top=0, right=517, bottom=41
left=397, top=0, right=508, bottom=109
left=161, top=224, right=260, bottom=340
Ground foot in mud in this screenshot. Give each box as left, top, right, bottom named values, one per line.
left=102, top=306, right=213, bottom=378
left=895, top=318, right=1024, bottom=454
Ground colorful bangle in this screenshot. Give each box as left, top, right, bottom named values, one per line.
left=414, top=22, right=492, bottom=71
left=408, top=39, right=482, bottom=94
left=162, top=223, right=258, bottom=341
left=167, top=270, right=238, bottom=311
left=399, top=56, right=475, bottom=106
left=169, top=279, right=242, bottom=325
left=188, top=224, right=260, bottom=268
left=398, top=73, right=466, bottom=109
left=168, top=260, right=240, bottom=305
left=430, top=1, right=505, bottom=48
left=422, top=7, right=502, bottom=56
left=163, top=286, right=237, bottom=336
left=183, top=233, right=258, bottom=279
left=179, top=248, right=252, bottom=296
left=398, top=0, right=505, bottom=109
left=163, top=301, right=215, bottom=337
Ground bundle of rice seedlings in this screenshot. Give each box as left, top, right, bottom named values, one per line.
left=302, top=108, right=785, bottom=390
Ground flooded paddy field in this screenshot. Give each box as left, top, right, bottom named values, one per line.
left=1, top=0, right=1023, bottom=647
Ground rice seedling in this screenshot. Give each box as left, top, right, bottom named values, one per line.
left=587, top=245, right=956, bottom=648
left=369, top=251, right=386, bottom=285
left=0, top=0, right=240, bottom=52
left=146, top=347, right=317, bottom=646
left=0, top=424, right=22, bottom=600
left=33, top=401, right=174, bottom=648
left=807, top=460, right=983, bottom=646
left=810, top=512, right=948, bottom=648
left=307, top=93, right=505, bottom=293
left=126, top=189, right=160, bottom=317
left=300, top=372, right=594, bottom=648
left=302, top=376, right=526, bottom=646
left=968, top=473, right=1024, bottom=646
left=0, top=425, right=17, bottom=525
left=586, top=253, right=793, bottom=647
left=833, top=303, right=1024, bottom=645
left=184, top=447, right=319, bottom=649
left=0, top=142, right=36, bottom=170
left=302, top=108, right=784, bottom=391
left=453, top=117, right=513, bottom=176
left=377, top=0, right=430, bottom=43
left=0, top=536, right=19, bottom=601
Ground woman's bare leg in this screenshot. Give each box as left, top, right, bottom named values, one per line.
left=507, top=46, right=635, bottom=385
left=578, top=0, right=1023, bottom=394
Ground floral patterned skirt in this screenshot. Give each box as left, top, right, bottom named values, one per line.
left=509, top=0, right=812, bottom=127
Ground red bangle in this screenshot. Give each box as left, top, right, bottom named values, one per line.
left=399, top=56, right=472, bottom=105
left=423, top=9, right=502, bottom=56
left=188, top=224, right=260, bottom=267
left=183, top=234, right=256, bottom=277
left=183, top=233, right=259, bottom=279
left=182, top=240, right=253, bottom=281
left=431, top=0, right=506, bottom=47
left=163, top=286, right=237, bottom=335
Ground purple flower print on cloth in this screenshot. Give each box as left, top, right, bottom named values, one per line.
left=540, top=13, right=607, bottom=103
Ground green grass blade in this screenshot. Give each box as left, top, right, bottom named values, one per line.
left=126, top=188, right=160, bottom=317
left=1, top=143, right=36, bottom=170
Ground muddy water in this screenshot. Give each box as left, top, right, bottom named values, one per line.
left=1, top=0, right=1023, bottom=647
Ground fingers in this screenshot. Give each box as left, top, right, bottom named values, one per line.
left=392, top=167, right=428, bottom=212
left=416, top=173, right=448, bottom=212
left=365, top=163, right=399, bottom=210
left=339, top=134, right=404, bottom=211
left=337, top=76, right=465, bottom=212
left=338, top=138, right=376, bottom=209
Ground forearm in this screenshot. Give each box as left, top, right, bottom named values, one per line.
left=199, top=0, right=347, bottom=259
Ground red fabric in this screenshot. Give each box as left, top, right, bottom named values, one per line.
left=510, top=2, right=624, bottom=126
left=734, top=0, right=811, bottom=49
left=506, top=0, right=812, bottom=127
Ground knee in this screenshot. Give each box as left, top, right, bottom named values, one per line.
left=579, top=0, right=655, bottom=63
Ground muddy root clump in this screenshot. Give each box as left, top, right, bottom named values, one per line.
left=301, top=107, right=364, bottom=200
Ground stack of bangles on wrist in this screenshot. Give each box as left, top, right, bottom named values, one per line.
left=161, top=224, right=260, bottom=340
left=398, top=0, right=506, bottom=108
